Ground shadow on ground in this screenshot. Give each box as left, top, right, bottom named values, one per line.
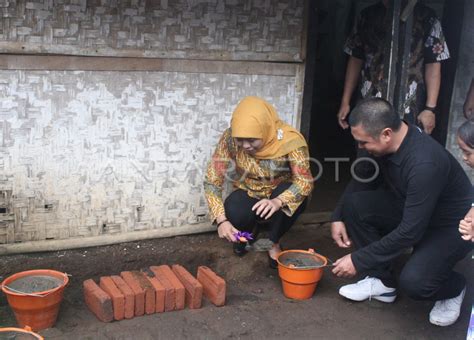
left=0, top=224, right=472, bottom=339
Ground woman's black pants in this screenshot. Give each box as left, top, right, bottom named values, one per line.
left=224, top=182, right=307, bottom=244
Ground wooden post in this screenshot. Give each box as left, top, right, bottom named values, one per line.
left=394, top=0, right=415, bottom=119
left=382, top=0, right=402, bottom=104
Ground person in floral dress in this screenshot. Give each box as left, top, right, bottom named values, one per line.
left=204, top=97, right=313, bottom=268
left=337, top=0, right=450, bottom=135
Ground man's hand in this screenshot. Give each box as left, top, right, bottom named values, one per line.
left=331, top=221, right=352, bottom=248
left=417, top=109, right=436, bottom=134
left=217, top=221, right=239, bottom=242
left=252, top=198, right=282, bottom=220
left=337, top=103, right=351, bottom=129
left=332, top=254, right=357, bottom=278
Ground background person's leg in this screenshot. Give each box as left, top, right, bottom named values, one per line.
left=342, top=190, right=403, bottom=287
left=399, top=228, right=472, bottom=301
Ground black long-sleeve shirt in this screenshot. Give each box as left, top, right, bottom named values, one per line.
left=332, top=124, right=472, bottom=271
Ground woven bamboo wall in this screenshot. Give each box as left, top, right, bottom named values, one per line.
left=0, top=0, right=304, bottom=61
left=0, top=0, right=306, bottom=245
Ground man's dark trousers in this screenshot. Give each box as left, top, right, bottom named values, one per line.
left=343, top=190, right=472, bottom=301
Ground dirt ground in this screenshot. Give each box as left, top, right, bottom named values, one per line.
left=0, top=223, right=472, bottom=340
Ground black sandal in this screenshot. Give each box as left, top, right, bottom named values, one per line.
left=268, top=253, right=278, bottom=269
left=233, top=242, right=248, bottom=257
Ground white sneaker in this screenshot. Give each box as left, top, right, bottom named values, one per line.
left=339, top=276, right=397, bottom=303
left=429, top=287, right=466, bottom=327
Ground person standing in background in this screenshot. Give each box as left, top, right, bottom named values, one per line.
left=337, top=0, right=450, bottom=134
left=457, top=119, right=474, bottom=241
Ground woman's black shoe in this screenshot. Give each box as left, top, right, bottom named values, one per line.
left=233, top=242, right=248, bottom=257
left=268, top=254, right=278, bottom=269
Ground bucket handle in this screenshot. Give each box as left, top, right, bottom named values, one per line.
left=306, top=248, right=336, bottom=269
left=2, top=285, right=55, bottom=297
left=1, top=272, right=71, bottom=297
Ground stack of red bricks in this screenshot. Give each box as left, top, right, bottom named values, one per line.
left=83, top=265, right=225, bottom=322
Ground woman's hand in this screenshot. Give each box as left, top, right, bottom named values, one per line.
left=252, top=198, right=283, bottom=220
left=217, top=221, right=239, bottom=242
left=459, top=207, right=474, bottom=242
left=463, top=79, right=474, bottom=119
left=459, top=217, right=473, bottom=242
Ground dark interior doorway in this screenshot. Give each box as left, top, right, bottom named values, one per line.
left=303, top=0, right=464, bottom=213
left=304, top=0, right=358, bottom=213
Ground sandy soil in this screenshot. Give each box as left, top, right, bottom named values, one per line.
left=0, top=224, right=472, bottom=340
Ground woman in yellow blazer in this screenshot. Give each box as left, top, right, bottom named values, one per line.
left=204, top=96, right=313, bottom=268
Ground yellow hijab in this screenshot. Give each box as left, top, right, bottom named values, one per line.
left=230, top=96, right=308, bottom=159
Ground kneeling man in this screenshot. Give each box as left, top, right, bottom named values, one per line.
left=331, top=98, right=472, bottom=326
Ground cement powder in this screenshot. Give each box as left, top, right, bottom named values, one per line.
left=0, top=330, right=38, bottom=339
left=279, top=252, right=325, bottom=268
left=7, top=275, right=63, bottom=294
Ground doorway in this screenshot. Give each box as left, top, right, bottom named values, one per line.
left=303, top=0, right=463, bottom=213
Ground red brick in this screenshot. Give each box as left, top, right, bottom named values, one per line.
left=155, top=265, right=185, bottom=310
left=146, top=275, right=166, bottom=313
left=197, top=266, right=226, bottom=307
left=110, top=275, right=135, bottom=319
left=120, top=271, right=145, bottom=316
left=149, top=265, right=176, bottom=311
left=131, top=271, right=156, bottom=315
left=83, top=279, right=113, bottom=322
left=172, top=264, right=203, bottom=309
left=99, top=276, right=125, bottom=321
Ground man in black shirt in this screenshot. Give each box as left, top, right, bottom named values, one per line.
left=331, top=98, right=472, bottom=326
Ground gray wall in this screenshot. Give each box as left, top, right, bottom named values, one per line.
left=0, top=0, right=306, bottom=245
left=447, top=0, right=474, bottom=178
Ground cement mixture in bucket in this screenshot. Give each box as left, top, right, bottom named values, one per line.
left=0, top=330, right=39, bottom=339
left=7, top=275, right=63, bottom=294
left=279, top=252, right=325, bottom=268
